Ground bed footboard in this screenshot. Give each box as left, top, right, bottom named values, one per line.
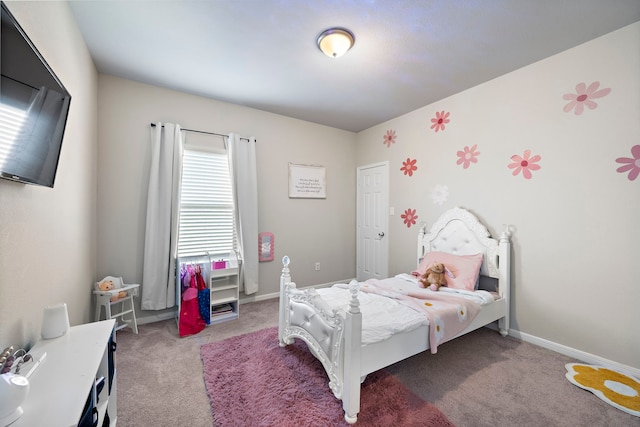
left=278, top=256, right=362, bottom=424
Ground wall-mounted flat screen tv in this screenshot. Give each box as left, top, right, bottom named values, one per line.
left=0, top=1, right=71, bottom=188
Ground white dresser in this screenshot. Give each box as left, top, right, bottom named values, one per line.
left=13, top=320, right=117, bottom=427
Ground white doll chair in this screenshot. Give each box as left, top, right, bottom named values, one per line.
left=94, top=276, right=139, bottom=334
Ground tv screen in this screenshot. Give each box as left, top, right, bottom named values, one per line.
left=0, top=1, right=71, bottom=188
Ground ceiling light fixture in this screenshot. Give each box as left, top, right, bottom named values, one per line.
left=316, top=27, right=355, bottom=58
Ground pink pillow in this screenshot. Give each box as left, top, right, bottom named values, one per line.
left=412, top=251, right=483, bottom=291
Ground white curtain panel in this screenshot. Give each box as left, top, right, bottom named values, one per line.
left=142, top=122, right=183, bottom=310
left=227, top=133, right=259, bottom=294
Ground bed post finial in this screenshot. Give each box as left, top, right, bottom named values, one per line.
left=280, top=256, right=291, bottom=288
left=417, top=222, right=427, bottom=268
left=348, top=280, right=360, bottom=314
left=500, top=224, right=513, bottom=242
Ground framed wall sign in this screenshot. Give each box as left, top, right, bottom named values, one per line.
left=258, top=232, right=274, bottom=262
left=288, top=163, right=326, bottom=199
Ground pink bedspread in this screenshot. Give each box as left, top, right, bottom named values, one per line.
left=362, top=279, right=481, bottom=353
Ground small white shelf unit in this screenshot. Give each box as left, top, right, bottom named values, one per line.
left=210, top=267, right=239, bottom=324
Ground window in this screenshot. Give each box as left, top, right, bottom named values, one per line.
left=0, top=103, right=28, bottom=169
left=177, top=147, right=235, bottom=258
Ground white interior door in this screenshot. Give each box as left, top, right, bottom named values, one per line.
left=357, top=162, right=389, bottom=281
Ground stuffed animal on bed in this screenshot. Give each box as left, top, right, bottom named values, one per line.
left=419, top=262, right=448, bottom=291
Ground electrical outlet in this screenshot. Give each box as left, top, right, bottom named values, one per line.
left=315, top=262, right=320, bottom=271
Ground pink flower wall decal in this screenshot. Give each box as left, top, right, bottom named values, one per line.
left=400, top=158, right=417, bottom=176
left=563, top=82, right=611, bottom=115
left=401, top=208, right=418, bottom=228
left=430, top=111, right=450, bottom=132
left=456, top=144, right=480, bottom=169
left=508, top=150, right=541, bottom=179
left=383, top=130, right=397, bottom=147
left=615, top=145, right=640, bottom=181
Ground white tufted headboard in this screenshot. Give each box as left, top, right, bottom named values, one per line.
left=417, top=207, right=502, bottom=279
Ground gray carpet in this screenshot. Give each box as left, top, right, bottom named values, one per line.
left=114, top=299, right=638, bottom=426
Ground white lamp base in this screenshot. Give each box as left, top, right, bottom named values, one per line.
left=0, top=406, right=23, bottom=427
left=41, top=303, right=70, bottom=339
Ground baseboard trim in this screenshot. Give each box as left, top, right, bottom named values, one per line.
left=137, top=310, right=176, bottom=325
left=140, top=284, right=640, bottom=378
left=239, top=278, right=355, bottom=305
left=137, top=279, right=351, bottom=323
left=507, top=328, right=640, bottom=378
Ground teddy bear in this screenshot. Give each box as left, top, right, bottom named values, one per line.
left=98, top=280, right=127, bottom=301
left=99, top=280, right=114, bottom=291
left=419, top=262, right=448, bottom=291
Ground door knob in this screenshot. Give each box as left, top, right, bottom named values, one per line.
left=378, top=232, right=385, bottom=238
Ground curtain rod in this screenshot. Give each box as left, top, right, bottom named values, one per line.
left=150, top=123, right=254, bottom=142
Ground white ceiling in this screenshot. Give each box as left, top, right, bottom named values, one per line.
left=69, top=0, right=640, bottom=133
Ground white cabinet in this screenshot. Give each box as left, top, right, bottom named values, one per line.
left=13, top=320, right=117, bottom=427
left=210, top=267, right=239, bottom=324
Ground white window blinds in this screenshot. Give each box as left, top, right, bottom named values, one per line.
left=177, top=148, right=235, bottom=258
left=0, top=103, right=28, bottom=169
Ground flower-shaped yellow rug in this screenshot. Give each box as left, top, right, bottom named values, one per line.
left=565, top=363, right=640, bottom=417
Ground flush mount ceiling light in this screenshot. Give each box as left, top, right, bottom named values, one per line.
left=316, top=27, right=355, bottom=58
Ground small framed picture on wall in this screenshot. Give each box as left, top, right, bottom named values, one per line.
left=288, top=163, right=326, bottom=199
left=259, top=232, right=274, bottom=262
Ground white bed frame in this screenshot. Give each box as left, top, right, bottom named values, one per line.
left=278, top=207, right=512, bottom=424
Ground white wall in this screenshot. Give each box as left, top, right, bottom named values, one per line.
left=97, top=75, right=357, bottom=322
left=1, top=1, right=635, bottom=375
left=356, top=23, right=640, bottom=370
left=0, top=2, right=98, bottom=349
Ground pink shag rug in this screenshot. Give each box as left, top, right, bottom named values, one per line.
left=200, top=327, right=455, bottom=427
